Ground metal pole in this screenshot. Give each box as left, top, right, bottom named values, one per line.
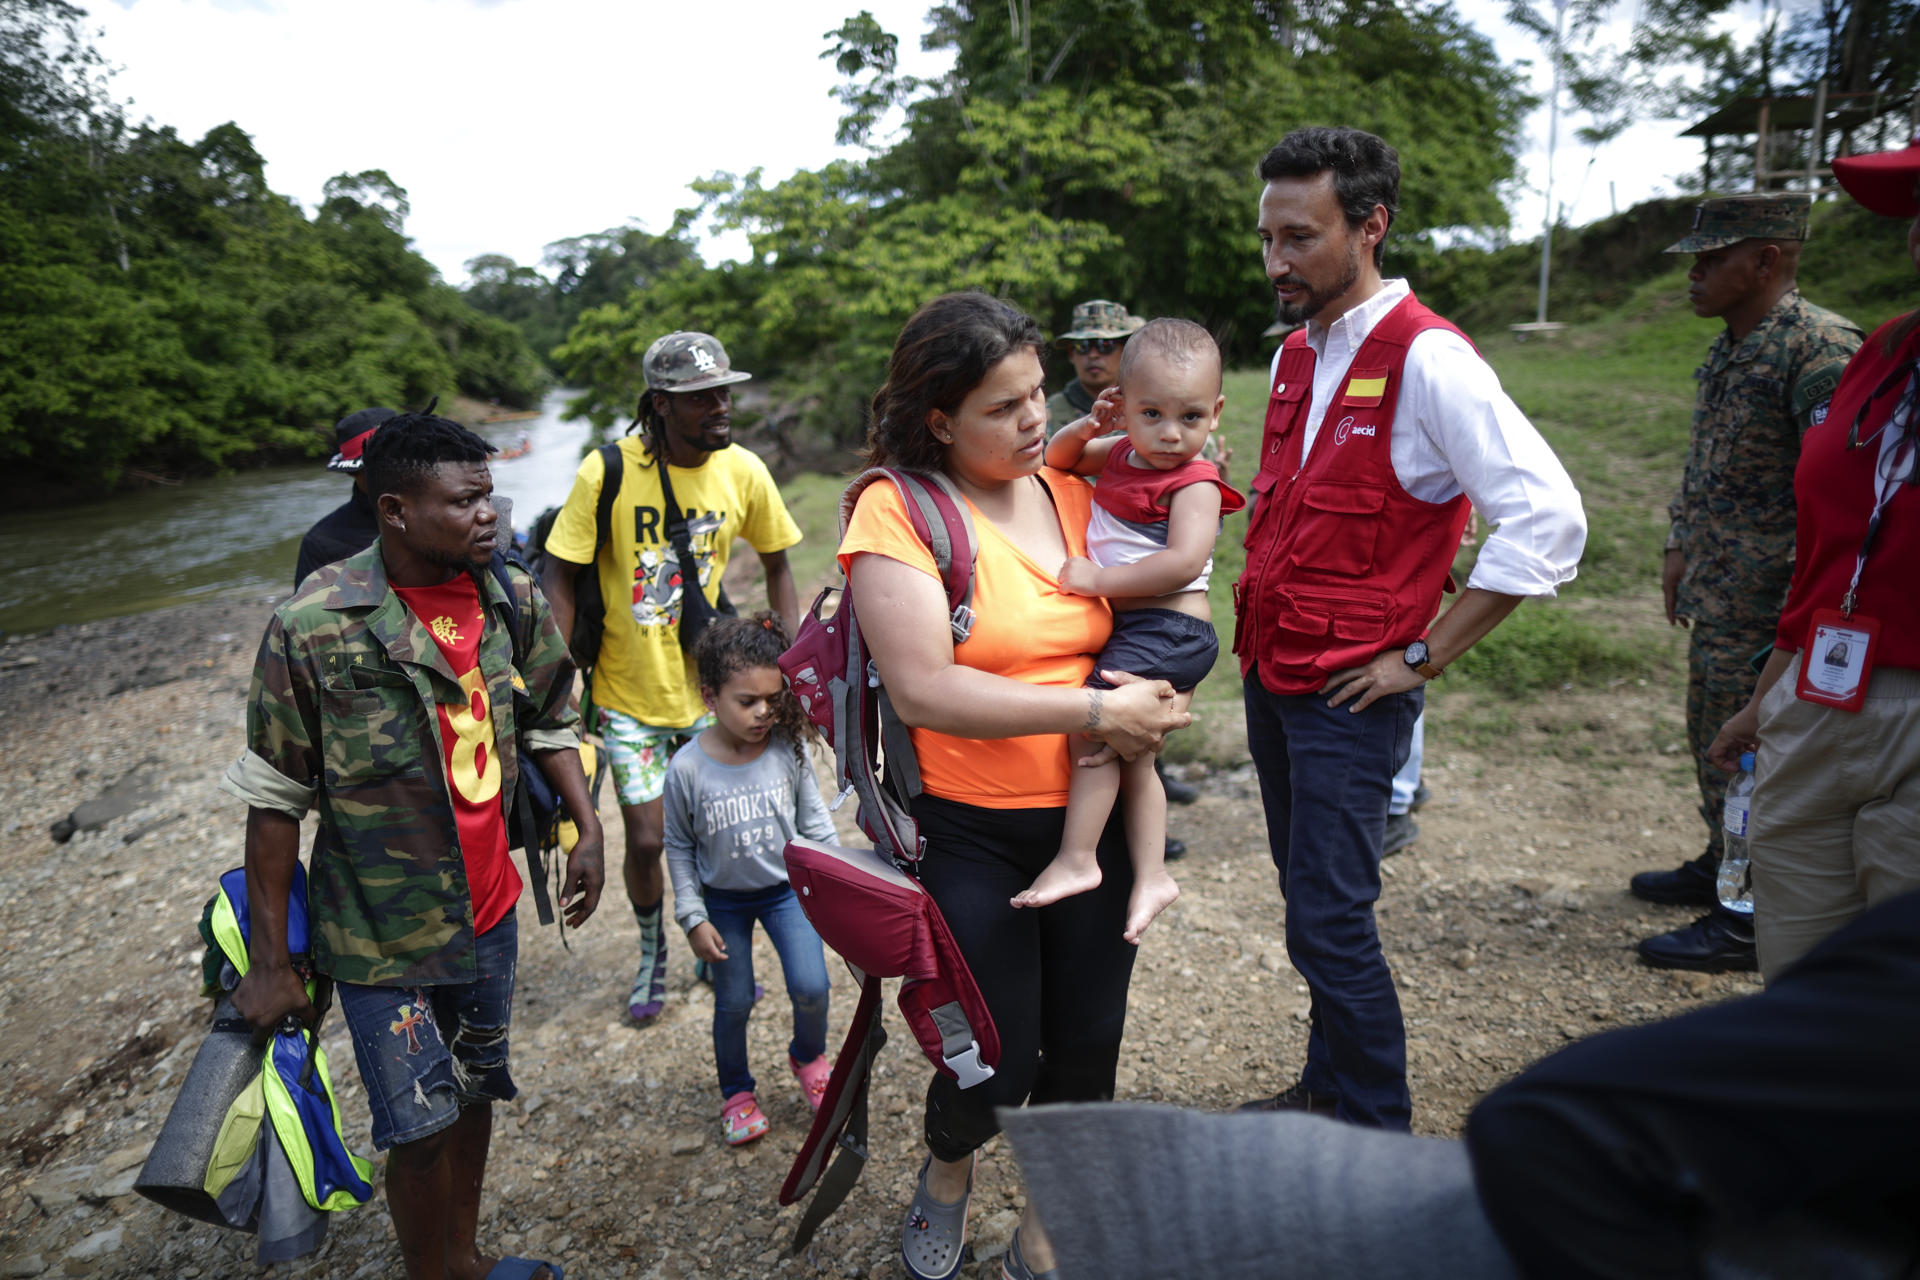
left=1536, top=0, right=1566, bottom=326
left=1809, top=78, right=1827, bottom=189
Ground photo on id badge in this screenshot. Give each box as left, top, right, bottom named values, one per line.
left=1796, top=609, right=1879, bottom=712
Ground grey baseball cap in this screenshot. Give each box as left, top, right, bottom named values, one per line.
left=642, top=331, right=753, bottom=393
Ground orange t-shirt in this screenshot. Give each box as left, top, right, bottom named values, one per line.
left=837, top=469, right=1111, bottom=809
left=391, top=574, right=521, bottom=934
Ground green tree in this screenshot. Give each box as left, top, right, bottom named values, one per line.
left=1, top=3, right=549, bottom=492
left=556, top=1, right=1533, bottom=454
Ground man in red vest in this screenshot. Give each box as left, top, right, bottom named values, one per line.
left=1233, top=127, right=1587, bottom=1129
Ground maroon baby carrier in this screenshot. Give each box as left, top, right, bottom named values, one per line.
left=776, top=469, right=999, bottom=1250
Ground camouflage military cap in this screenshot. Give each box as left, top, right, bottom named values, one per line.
left=1664, top=193, right=1811, bottom=254
left=642, top=331, right=752, bottom=393
left=1054, top=299, right=1147, bottom=345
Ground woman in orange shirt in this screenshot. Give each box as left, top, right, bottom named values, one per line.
left=840, top=292, right=1188, bottom=1280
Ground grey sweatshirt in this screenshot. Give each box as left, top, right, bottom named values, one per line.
left=663, top=731, right=836, bottom=932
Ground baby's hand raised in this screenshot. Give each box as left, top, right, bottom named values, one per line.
left=1058, top=556, right=1103, bottom=597
left=1088, top=386, right=1124, bottom=434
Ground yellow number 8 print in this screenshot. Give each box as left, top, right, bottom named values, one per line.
left=447, top=668, right=501, bottom=804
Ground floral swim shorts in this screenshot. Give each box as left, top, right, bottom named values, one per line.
left=597, top=706, right=714, bottom=806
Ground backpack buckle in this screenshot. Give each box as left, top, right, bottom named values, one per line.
left=949, top=604, right=975, bottom=644
left=943, top=1040, right=994, bottom=1089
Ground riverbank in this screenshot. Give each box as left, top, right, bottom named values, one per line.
left=0, top=595, right=1756, bottom=1277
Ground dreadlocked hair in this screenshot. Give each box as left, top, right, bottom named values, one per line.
left=361, top=410, right=496, bottom=499
left=693, top=611, right=815, bottom=769
left=631, top=391, right=671, bottom=469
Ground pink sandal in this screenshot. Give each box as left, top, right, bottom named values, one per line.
left=790, top=1053, right=832, bottom=1112
left=720, top=1091, right=769, bottom=1146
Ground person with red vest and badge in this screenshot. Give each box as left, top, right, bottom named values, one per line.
left=1706, top=136, right=1920, bottom=980
left=1234, top=126, right=1587, bottom=1130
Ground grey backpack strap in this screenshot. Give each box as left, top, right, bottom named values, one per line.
left=893, top=471, right=978, bottom=643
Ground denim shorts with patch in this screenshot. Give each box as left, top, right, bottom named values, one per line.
left=334, top=911, right=519, bottom=1150
left=598, top=706, right=714, bottom=806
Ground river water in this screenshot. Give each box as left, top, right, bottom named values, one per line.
left=0, top=390, right=599, bottom=636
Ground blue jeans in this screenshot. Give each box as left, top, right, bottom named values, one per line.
left=1244, top=673, right=1420, bottom=1130
left=1390, top=712, right=1425, bottom=815
left=335, top=911, right=518, bottom=1149
left=702, top=882, right=830, bottom=1099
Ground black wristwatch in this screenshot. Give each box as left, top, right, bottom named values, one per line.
left=1403, top=640, right=1444, bottom=680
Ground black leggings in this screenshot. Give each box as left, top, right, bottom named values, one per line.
left=911, top=793, right=1138, bottom=1163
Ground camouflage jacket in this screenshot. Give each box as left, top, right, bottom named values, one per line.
left=220, top=542, right=579, bottom=987
left=1047, top=379, right=1098, bottom=431
left=1669, top=290, right=1862, bottom=623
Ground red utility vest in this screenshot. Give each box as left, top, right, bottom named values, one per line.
left=1233, top=293, right=1473, bottom=694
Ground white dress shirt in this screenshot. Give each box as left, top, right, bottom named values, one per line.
left=1269, top=279, right=1588, bottom=597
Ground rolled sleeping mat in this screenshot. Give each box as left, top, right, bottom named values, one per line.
left=134, top=995, right=261, bottom=1226
left=999, top=1103, right=1521, bottom=1280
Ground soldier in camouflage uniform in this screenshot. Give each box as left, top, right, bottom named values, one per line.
left=1047, top=299, right=1146, bottom=429
left=223, top=412, right=603, bottom=1280
left=1632, top=193, right=1862, bottom=973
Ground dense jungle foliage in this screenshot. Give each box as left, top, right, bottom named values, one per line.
left=0, top=0, right=549, bottom=495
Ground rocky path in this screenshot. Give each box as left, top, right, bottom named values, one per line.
left=0, top=599, right=1752, bottom=1279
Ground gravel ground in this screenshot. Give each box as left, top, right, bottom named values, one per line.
left=0, top=597, right=1756, bottom=1279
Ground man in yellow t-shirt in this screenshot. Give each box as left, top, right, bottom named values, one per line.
left=541, top=331, right=801, bottom=1022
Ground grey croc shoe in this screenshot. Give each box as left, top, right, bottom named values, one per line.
left=1001, top=1227, right=1060, bottom=1280
left=901, top=1155, right=973, bottom=1280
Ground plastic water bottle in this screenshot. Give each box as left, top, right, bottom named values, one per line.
left=1718, top=751, right=1756, bottom=915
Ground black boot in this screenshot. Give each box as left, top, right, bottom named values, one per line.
left=1629, top=850, right=1718, bottom=906
left=1637, top=906, right=1757, bottom=973
left=1156, top=758, right=1200, bottom=805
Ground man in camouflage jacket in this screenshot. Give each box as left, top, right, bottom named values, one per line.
left=222, top=412, right=602, bottom=1280
left=1632, top=193, right=1862, bottom=973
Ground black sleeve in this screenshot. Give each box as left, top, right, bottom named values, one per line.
left=293, top=532, right=322, bottom=591
left=1467, top=892, right=1920, bottom=1280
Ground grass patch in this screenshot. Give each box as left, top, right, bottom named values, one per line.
left=1448, top=603, right=1660, bottom=694
left=771, top=468, right=855, bottom=595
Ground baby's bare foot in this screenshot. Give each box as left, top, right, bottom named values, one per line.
left=1123, top=871, right=1181, bottom=943
left=1010, top=856, right=1103, bottom=909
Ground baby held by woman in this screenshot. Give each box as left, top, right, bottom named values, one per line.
left=1013, top=318, right=1244, bottom=941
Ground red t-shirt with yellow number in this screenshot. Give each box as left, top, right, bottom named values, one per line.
left=392, top=574, right=521, bottom=934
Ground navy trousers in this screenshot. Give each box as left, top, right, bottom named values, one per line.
left=1244, top=671, right=1421, bottom=1130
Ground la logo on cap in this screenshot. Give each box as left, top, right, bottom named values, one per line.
left=691, top=346, right=717, bottom=372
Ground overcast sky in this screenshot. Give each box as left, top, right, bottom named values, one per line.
left=89, top=0, right=1720, bottom=284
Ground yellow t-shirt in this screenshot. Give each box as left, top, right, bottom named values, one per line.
left=837, top=469, right=1111, bottom=809
left=546, top=439, right=801, bottom=727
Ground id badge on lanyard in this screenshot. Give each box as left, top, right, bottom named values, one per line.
left=1795, top=389, right=1915, bottom=712
left=1794, top=608, right=1878, bottom=712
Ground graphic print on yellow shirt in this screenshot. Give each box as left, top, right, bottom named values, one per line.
left=544, top=439, right=801, bottom=728
left=630, top=508, right=726, bottom=628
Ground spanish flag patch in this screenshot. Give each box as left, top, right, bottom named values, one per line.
left=1342, top=370, right=1388, bottom=407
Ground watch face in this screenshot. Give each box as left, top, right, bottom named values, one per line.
left=1404, top=640, right=1429, bottom=668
